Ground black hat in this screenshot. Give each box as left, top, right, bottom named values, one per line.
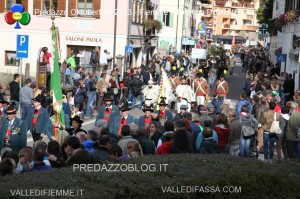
left=33, top=94, right=43, bottom=103
left=143, top=105, right=154, bottom=112
left=120, top=101, right=131, bottom=112
left=158, top=97, right=168, bottom=106
left=70, top=115, right=83, bottom=124
left=5, top=104, right=18, bottom=115
left=104, top=94, right=114, bottom=101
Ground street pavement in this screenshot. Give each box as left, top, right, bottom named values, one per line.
left=27, top=60, right=246, bottom=147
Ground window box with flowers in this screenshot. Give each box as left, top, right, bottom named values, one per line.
left=215, top=0, right=226, bottom=6
left=143, top=19, right=162, bottom=33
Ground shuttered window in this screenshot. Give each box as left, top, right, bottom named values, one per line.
left=68, top=0, right=100, bottom=18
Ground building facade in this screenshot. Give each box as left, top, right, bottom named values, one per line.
left=157, top=0, right=198, bottom=54
left=200, top=0, right=260, bottom=40
left=0, top=0, right=159, bottom=78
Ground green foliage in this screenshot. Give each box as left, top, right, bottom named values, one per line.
left=0, top=155, right=300, bottom=198
left=207, top=45, right=226, bottom=58
left=143, top=19, right=163, bottom=33
left=256, top=0, right=274, bottom=33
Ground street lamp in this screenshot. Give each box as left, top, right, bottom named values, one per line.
left=113, top=0, right=118, bottom=69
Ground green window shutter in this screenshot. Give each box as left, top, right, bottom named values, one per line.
left=159, top=12, right=163, bottom=23
left=183, top=15, right=186, bottom=29
left=169, top=12, right=174, bottom=27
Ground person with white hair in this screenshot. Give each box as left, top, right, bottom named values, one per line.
left=286, top=101, right=300, bottom=159
left=142, top=80, right=159, bottom=107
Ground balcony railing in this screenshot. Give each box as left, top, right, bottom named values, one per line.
left=242, top=25, right=258, bottom=31
left=247, top=15, right=253, bottom=19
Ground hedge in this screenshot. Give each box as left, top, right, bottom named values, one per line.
left=0, top=154, right=300, bottom=198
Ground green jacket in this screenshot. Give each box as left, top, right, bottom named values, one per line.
left=286, top=110, right=300, bottom=141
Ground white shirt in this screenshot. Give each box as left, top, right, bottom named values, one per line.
left=100, top=53, right=111, bottom=65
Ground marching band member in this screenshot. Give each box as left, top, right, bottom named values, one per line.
left=142, top=80, right=159, bottom=107
left=193, top=73, right=209, bottom=108
left=176, top=76, right=194, bottom=113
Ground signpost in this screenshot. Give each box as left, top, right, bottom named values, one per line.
left=16, top=35, right=29, bottom=89
left=277, top=53, right=287, bottom=72
left=125, top=45, right=133, bottom=69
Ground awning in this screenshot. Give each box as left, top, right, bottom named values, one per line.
left=213, top=35, right=246, bottom=43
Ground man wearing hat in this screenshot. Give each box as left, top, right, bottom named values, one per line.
left=176, top=76, right=194, bottom=113
left=169, top=70, right=180, bottom=110
left=0, top=104, right=26, bottom=152
left=175, top=105, right=187, bottom=120
left=214, top=74, right=228, bottom=98
left=110, top=102, right=136, bottom=137
left=130, top=73, right=144, bottom=110
left=66, top=115, right=87, bottom=136
left=28, top=94, right=54, bottom=142
left=138, top=106, right=154, bottom=129
left=157, top=97, right=173, bottom=121
left=193, top=73, right=209, bottom=108
left=95, top=94, right=119, bottom=126
left=142, top=80, right=159, bottom=107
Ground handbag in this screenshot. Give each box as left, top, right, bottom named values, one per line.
left=270, top=112, right=282, bottom=135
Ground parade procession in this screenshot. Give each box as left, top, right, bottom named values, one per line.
left=0, top=0, right=300, bottom=198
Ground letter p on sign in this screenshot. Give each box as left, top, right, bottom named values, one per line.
left=16, top=35, right=29, bottom=58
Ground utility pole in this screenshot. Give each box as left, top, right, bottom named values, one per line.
left=175, top=0, right=180, bottom=53
left=113, top=0, right=118, bottom=69
left=126, top=0, right=133, bottom=69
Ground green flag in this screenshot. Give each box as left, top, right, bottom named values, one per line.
left=50, top=19, right=65, bottom=129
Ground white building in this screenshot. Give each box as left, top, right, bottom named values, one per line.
left=0, top=0, right=159, bottom=81
left=157, top=0, right=198, bottom=54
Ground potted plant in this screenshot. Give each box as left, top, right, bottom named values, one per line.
left=143, top=19, right=163, bottom=33
left=274, top=14, right=286, bottom=32
left=286, top=10, right=299, bottom=23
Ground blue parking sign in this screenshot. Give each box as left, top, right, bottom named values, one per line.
left=16, top=35, right=29, bottom=58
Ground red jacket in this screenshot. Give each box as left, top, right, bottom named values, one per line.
left=214, top=124, right=230, bottom=148
left=156, top=142, right=173, bottom=155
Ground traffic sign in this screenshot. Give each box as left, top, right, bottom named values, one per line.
left=16, top=35, right=29, bottom=58
left=125, top=46, right=133, bottom=54
left=277, top=54, right=287, bottom=62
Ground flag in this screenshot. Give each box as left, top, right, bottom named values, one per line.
left=231, top=36, right=235, bottom=48
left=50, top=18, right=65, bottom=134
left=156, top=68, right=172, bottom=110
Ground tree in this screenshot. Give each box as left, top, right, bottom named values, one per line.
left=256, top=0, right=274, bottom=33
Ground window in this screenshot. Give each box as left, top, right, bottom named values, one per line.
left=5, top=51, right=19, bottom=66
left=235, top=20, right=237, bottom=25
left=235, top=9, right=238, bottom=14
left=244, top=10, right=247, bottom=14
left=78, top=0, right=93, bottom=16
left=43, top=0, right=58, bottom=14
left=163, top=12, right=170, bottom=26
left=1, top=0, right=27, bottom=12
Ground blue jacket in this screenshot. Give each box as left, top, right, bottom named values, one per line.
left=82, top=140, right=95, bottom=153
left=196, top=130, right=218, bottom=152
left=28, top=107, right=52, bottom=136
left=109, top=115, right=136, bottom=136
left=62, top=102, right=71, bottom=116
left=95, top=105, right=119, bottom=127
left=236, top=99, right=252, bottom=119
left=0, top=117, right=26, bottom=152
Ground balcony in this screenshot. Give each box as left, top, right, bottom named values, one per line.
left=207, top=22, right=213, bottom=27
left=244, top=4, right=254, bottom=8
left=247, top=15, right=253, bottom=19
left=203, top=10, right=213, bottom=17
left=242, top=25, right=258, bottom=31
left=215, top=0, right=226, bottom=6
left=232, top=3, right=243, bottom=7
left=223, top=24, right=231, bottom=29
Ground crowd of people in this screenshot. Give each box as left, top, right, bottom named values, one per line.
left=0, top=45, right=299, bottom=177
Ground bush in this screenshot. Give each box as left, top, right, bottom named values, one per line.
left=0, top=154, right=300, bottom=198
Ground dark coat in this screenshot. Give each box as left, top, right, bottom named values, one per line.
left=95, top=105, right=119, bottom=126
left=199, top=138, right=221, bottom=154
left=66, top=128, right=87, bottom=136
left=138, top=115, right=153, bottom=128
left=72, top=86, right=86, bottom=104
left=110, top=114, right=136, bottom=136
left=90, top=146, right=110, bottom=163
left=135, top=136, right=156, bottom=155
left=0, top=117, right=26, bottom=152
left=66, top=149, right=92, bottom=166
left=9, top=81, right=20, bottom=101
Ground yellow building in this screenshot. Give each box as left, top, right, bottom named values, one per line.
left=201, top=0, right=259, bottom=40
